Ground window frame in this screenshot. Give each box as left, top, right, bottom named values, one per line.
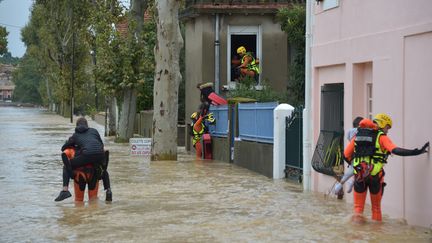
left=227, top=25, right=262, bottom=88
left=367, top=83, right=373, bottom=119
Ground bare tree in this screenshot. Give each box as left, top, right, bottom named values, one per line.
left=151, top=0, right=183, bottom=160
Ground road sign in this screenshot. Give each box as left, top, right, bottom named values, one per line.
left=129, top=138, right=151, bottom=156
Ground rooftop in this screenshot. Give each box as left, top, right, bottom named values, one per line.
left=181, top=0, right=305, bottom=18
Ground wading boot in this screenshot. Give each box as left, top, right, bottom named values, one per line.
left=54, top=190, right=71, bottom=201
left=106, top=189, right=112, bottom=202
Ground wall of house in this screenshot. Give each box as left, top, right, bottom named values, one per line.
left=212, top=136, right=230, bottom=162
left=234, top=140, right=274, bottom=178
left=218, top=15, right=289, bottom=91
left=311, top=0, right=432, bottom=227
left=183, top=14, right=289, bottom=129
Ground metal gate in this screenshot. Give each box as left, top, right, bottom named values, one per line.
left=285, top=106, right=303, bottom=181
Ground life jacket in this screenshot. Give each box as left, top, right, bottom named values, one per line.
left=352, top=128, right=390, bottom=177
left=191, top=121, right=205, bottom=146
left=241, top=52, right=260, bottom=74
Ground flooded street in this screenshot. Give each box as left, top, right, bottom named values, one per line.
left=0, top=106, right=430, bottom=242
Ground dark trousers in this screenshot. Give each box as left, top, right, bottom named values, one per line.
left=62, top=152, right=111, bottom=190
left=62, top=167, right=111, bottom=190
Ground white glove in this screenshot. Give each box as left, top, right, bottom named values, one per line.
left=334, top=182, right=343, bottom=195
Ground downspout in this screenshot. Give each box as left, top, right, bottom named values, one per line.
left=303, top=0, right=313, bottom=191
left=214, top=14, right=220, bottom=94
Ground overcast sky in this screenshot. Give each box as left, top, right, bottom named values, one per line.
left=0, top=0, right=33, bottom=58
left=0, top=0, right=130, bottom=58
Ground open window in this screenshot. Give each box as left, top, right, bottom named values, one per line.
left=227, top=25, right=261, bottom=88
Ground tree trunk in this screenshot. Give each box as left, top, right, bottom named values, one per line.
left=108, top=96, right=117, bottom=136
left=117, top=88, right=137, bottom=141
left=151, top=0, right=184, bottom=161
left=116, top=0, right=146, bottom=142
left=131, top=0, right=147, bottom=33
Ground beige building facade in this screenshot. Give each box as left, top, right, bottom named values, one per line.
left=181, top=1, right=302, bottom=127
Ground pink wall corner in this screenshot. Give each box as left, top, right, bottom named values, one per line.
left=311, top=0, right=432, bottom=227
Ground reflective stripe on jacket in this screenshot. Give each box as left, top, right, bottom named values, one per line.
left=241, top=52, right=260, bottom=74
left=352, top=130, right=389, bottom=176
left=192, top=124, right=205, bottom=146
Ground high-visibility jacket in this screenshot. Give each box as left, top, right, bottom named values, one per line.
left=241, top=52, right=260, bottom=74
left=352, top=129, right=390, bottom=176
left=191, top=116, right=205, bottom=146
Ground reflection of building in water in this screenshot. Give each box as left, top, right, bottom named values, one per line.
left=0, top=64, right=15, bottom=101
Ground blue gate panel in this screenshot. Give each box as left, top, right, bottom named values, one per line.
left=209, top=105, right=228, bottom=137
left=238, top=102, right=278, bottom=143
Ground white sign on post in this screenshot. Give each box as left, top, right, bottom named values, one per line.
left=129, top=138, right=152, bottom=157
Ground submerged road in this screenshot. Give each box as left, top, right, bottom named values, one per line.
left=0, top=107, right=430, bottom=242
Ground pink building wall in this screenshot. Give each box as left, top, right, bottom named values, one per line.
left=310, top=0, right=432, bottom=227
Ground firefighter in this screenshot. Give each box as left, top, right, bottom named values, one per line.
left=344, top=113, right=429, bottom=222
left=236, top=46, right=260, bottom=83
left=190, top=106, right=216, bottom=159
left=190, top=112, right=205, bottom=159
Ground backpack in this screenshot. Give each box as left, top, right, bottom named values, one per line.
left=353, top=128, right=378, bottom=158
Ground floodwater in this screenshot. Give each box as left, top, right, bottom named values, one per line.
left=0, top=106, right=430, bottom=242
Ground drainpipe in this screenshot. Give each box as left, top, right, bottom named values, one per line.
left=214, top=14, right=220, bottom=94
left=303, top=0, right=313, bottom=191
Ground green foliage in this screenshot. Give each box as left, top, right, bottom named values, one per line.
left=92, top=0, right=156, bottom=112
left=285, top=49, right=305, bottom=107
left=12, top=55, right=43, bottom=104
left=137, top=8, right=157, bottom=111
left=276, top=5, right=306, bottom=48
left=276, top=5, right=306, bottom=106
left=0, top=52, right=20, bottom=65
left=19, top=0, right=94, bottom=108
left=18, top=0, right=157, bottom=122
left=0, top=26, right=8, bottom=55
left=227, top=78, right=288, bottom=103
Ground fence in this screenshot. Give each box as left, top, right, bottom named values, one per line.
left=285, top=106, right=303, bottom=170
left=208, top=104, right=229, bottom=137
left=237, top=102, right=278, bottom=143
left=283, top=106, right=303, bottom=181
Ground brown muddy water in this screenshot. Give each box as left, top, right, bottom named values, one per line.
left=0, top=106, right=430, bottom=242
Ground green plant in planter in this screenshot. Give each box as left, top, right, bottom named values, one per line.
left=227, top=79, right=288, bottom=103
